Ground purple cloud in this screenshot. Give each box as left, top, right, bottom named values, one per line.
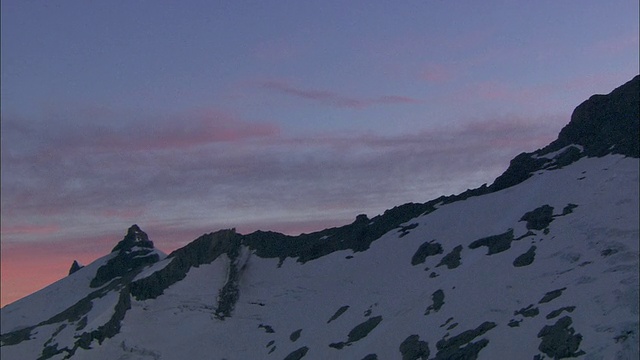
left=260, top=80, right=421, bottom=108
left=421, top=63, right=456, bottom=83
left=81, top=109, right=279, bottom=152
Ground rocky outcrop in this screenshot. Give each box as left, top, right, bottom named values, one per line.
left=550, top=75, right=639, bottom=158
left=399, top=335, right=430, bottom=360
left=68, top=260, right=84, bottom=275
left=490, top=75, right=639, bottom=192
left=130, top=229, right=242, bottom=301
left=242, top=203, right=436, bottom=265
left=111, top=224, right=155, bottom=253
left=90, top=225, right=160, bottom=288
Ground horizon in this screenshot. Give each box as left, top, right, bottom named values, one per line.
left=1, top=0, right=639, bottom=307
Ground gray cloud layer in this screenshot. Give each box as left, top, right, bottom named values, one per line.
left=1, top=107, right=565, bottom=251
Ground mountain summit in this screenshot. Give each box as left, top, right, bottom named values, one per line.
left=489, top=74, right=639, bottom=193
left=552, top=74, right=639, bottom=158
left=89, top=225, right=162, bottom=289
left=111, top=224, right=155, bottom=253
left=1, top=76, right=638, bottom=359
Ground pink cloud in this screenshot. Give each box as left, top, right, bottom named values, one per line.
left=102, top=208, right=146, bottom=220
left=560, top=73, right=638, bottom=94
left=1, top=224, right=61, bottom=236
left=452, top=73, right=638, bottom=113
left=472, top=81, right=518, bottom=101
left=376, top=95, right=421, bottom=104
left=422, top=63, right=456, bottom=83
left=261, top=80, right=421, bottom=108
left=140, top=109, right=280, bottom=148
left=34, top=107, right=282, bottom=153
left=447, top=80, right=555, bottom=109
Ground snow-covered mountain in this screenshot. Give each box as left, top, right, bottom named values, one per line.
left=1, top=75, right=638, bottom=360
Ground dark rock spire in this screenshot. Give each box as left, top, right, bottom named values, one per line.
left=111, top=224, right=155, bottom=253
left=68, top=260, right=84, bottom=275
left=90, top=225, right=159, bottom=288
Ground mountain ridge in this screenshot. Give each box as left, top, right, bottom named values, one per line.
left=63, top=74, right=640, bottom=278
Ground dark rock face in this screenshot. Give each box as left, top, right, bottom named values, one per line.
left=327, top=305, right=350, bottom=323
left=399, top=223, right=419, bottom=237
left=90, top=226, right=160, bottom=288
left=74, top=287, right=131, bottom=350
left=284, top=346, right=309, bottom=360
left=546, top=146, right=584, bottom=169
left=550, top=75, right=639, bottom=158
left=561, top=204, right=578, bottom=215
left=468, top=229, right=515, bottom=255
left=214, top=241, right=244, bottom=320
left=90, top=250, right=159, bottom=288
left=347, top=316, right=383, bottom=343
left=290, top=329, right=302, bottom=342
left=0, top=326, right=33, bottom=346
left=537, top=316, right=585, bottom=358
left=399, top=335, right=430, bottom=360
left=111, top=224, right=154, bottom=253
left=425, top=289, right=445, bottom=315
left=490, top=75, right=639, bottom=192
left=539, top=288, right=567, bottom=304
left=130, top=229, right=241, bottom=301
left=68, top=260, right=84, bottom=275
left=514, top=304, right=539, bottom=318
left=546, top=306, right=576, bottom=320
left=513, top=246, right=537, bottom=267
left=440, top=317, right=455, bottom=328
left=258, top=324, right=275, bottom=333
left=436, top=245, right=463, bottom=269
left=411, top=240, right=444, bottom=265
left=433, top=321, right=496, bottom=360
left=490, top=153, right=551, bottom=191
left=508, top=319, right=522, bottom=328
left=330, top=316, right=383, bottom=349
left=520, top=205, right=555, bottom=231
left=243, top=203, right=435, bottom=264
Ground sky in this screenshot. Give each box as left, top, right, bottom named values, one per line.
left=1, top=0, right=638, bottom=307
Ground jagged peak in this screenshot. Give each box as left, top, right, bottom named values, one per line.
left=111, top=224, right=154, bottom=253
left=90, top=225, right=160, bottom=288
left=67, top=260, right=84, bottom=275
left=543, top=74, right=639, bottom=158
